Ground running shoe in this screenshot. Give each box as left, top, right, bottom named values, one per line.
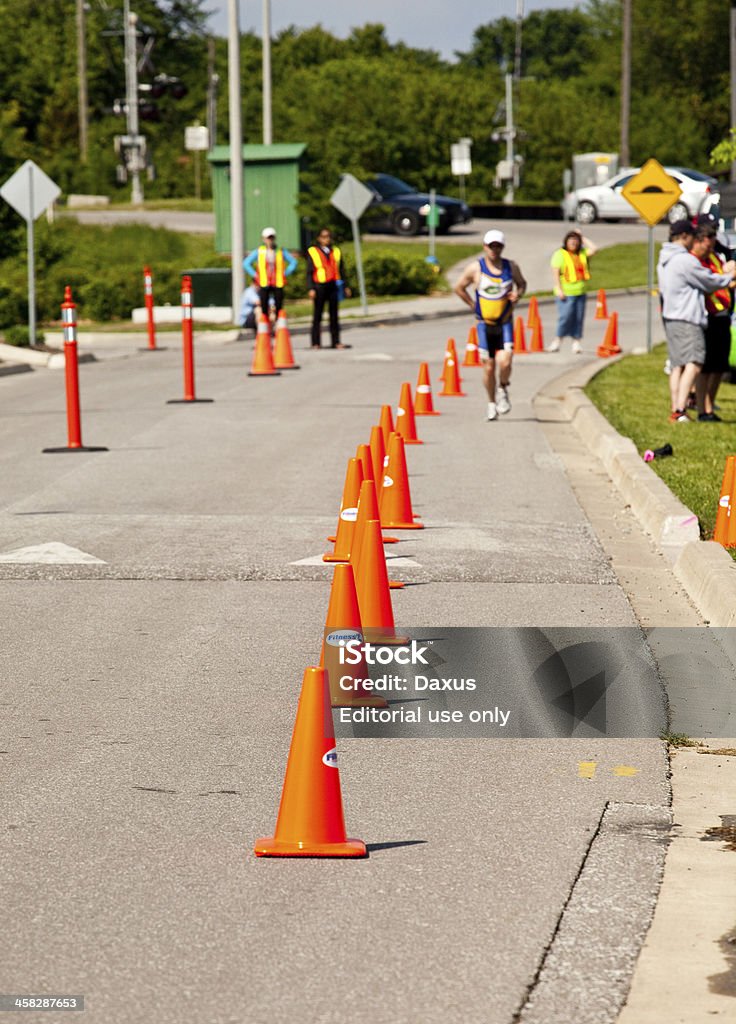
left=487, top=402, right=498, bottom=421
left=668, top=409, right=690, bottom=423
left=495, top=386, right=511, bottom=414
left=697, top=412, right=722, bottom=422
left=547, top=338, right=561, bottom=352
left=571, top=340, right=582, bottom=355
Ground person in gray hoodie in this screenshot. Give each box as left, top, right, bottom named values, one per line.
left=657, top=220, right=735, bottom=422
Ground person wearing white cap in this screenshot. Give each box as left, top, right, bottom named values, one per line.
left=454, top=228, right=526, bottom=420
left=243, top=227, right=298, bottom=325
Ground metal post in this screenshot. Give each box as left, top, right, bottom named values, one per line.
left=646, top=225, right=654, bottom=353
left=620, top=0, right=632, bottom=167
left=731, top=4, right=736, bottom=183
left=124, top=0, right=143, bottom=204
left=76, top=0, right=88, bottom=163
left=27, top=164, right=36, bottom=346
left=228, top=0, right=245, bottom=321
left=428, top=186, right=437, bottom=264
left=207, top=37, right=219, bottom=150
left=504, top=73, right=515, bottom=204
left=262, top=0, right=273, bottom=145
left=350, top=218, right=368, bottom=315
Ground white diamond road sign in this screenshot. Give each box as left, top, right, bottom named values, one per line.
left=0, top=160, right=61, bottom=223
left=330, top=174, right=374, bottom=221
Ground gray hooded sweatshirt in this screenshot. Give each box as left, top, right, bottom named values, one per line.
left=657, top=242, right=732, bottom=326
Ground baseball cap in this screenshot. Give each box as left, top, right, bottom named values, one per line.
left=669, top=219, right=694, bottom=237
left=261, top=227, right=277, bottom=238
left=483, top=229, right=506, bottom=246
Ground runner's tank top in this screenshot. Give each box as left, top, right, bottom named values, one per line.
left=475, top=257, right=513, bottom=324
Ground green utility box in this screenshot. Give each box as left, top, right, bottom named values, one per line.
left=208, top=143, right=306, bottom=254
left=182, top=268, right=231, bottom=306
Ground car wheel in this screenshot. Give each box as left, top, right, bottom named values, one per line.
left=667, top=202, right=690, bottom=224
left=575, top=201, right=597, bottom=225
left=392, top=210, right=421, bottom=236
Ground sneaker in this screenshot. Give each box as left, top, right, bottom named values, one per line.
left=697, top=412, right=722, bottom=422
left=487, top=402, right=498, bottom=421
left=571, top=340, right=582, bottom=355
left=668, top=409, right=690, bottom=423
left=663, top=359, right=671, bottom=375
left=495, top=385, right=511, bottom=414
left=547, top=338, right=561, bottom=352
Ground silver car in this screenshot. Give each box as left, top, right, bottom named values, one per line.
left=562, top=166, right=720, bottom=225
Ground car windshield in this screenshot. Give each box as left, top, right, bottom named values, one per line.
left=371, top=175, right=416, bottom=197
left=670, top=167, right=718, bottom=184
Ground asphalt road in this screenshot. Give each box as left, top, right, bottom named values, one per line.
left=0, top=306, right=680, bottom=1024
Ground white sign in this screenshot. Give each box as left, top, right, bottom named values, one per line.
left=451, top=143, right=472, bottom=177
left=185, top=125, right=210, bottom=152
left=0, top=160, right=60, bottom=223
left=330, top=174, right=374, bottom=221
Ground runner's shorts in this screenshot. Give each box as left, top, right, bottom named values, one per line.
left=477, top=319, right=513, bottom=355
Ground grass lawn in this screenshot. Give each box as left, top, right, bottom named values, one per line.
left=585, top=343, right=736, bottom=544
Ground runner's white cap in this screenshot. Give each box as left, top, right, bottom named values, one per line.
left=483, top=229, right=506, bottom=245
left=262, top=227, right=277, bottom=238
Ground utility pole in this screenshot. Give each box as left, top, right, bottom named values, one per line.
left=620, top=0, right=631, bottom=167
left=504, top=73, right=515, bottom=204
left=76, top=0, right=88, bottom=163
left=123, top=0, right=144, bottom=203
left=262, top=0, right=272, bottom=145
left=228, top=0, right=245, bottom=318
left=514, top=0, right=524, bottom=82
left=731, top=1, right=736, bottom=182
left=207, top=37, right=219, bottom=150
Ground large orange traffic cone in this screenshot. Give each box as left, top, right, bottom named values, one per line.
left=595, top=289, right=609, bottom=320
left=529, top=319, right=544, bottom=353
left=324, top=457, right=363, bottom=562
left=248, top=314, right=281, bottom=376
left=526, top=296, right=540, bottom=329
left=438, top=349, right=465, bottom=396
left=396, top=382, right=423, bottom=444
left=597, top=312, right=621, bottom=357
left=320, top=563, right=388, bottom=708
left=253, top=666, right=367, bottom=858
left=351, top=479, right=404, bottom=589
left=415, top=362, right=441, bottom=415
left=513, top=316, right=527, bottom=354
left=439, top=339, right=461, bottom=381
left=368, top=426, right=399, bottom=543
left=273, top=310, right=299, bottom=370
left=356, top=443, right=373, bottom=485
left=380, top=432, right=424, bottom=529
left=355, top=519, right=407, bottom=643
left=379, top=404, right=395, bottom=448
left=462, top=325, right=481, bottom=367
left=714, top=456, right=736, bottom=546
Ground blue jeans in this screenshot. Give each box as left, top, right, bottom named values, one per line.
left=555, top=293, right=587, bottom=339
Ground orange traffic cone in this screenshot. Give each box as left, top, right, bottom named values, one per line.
left=380, top=432, right=424, bottom=529
left=714, top=456, right=736, bottom=546
left=512, top=316, right=527, bottom=354
left=396, top=382, right=423, bottom=444
left=526, top=296, right=540, bottom=329
left=368, top=426, right=400, bottom=543
left=438, top=349, right=465, bottom=396
left=595, top=289, right=609, bottom=320
left=355, top=519, right=407, bottom=643
left=439, top=339, right=461, bottom=381
left=529, top=319, right=544, bottom=353
left=597, top=312, right=621, bottom=357
left=320, top=564, right=388, bottom=708
left=415, top=362, right=441, bottom=415
left=324, top=457, right=363, bottom=562
left=462, top=325, right=481, bottom=367
left=379, top=404, right=395, bottom=449
left=351, top=479, right=404, bottom=589
left=356, top=443, right=374, bottom=485
left=249, top=314, right=281, bottom=376
left=254, top=666, right=367, bottom=857
left=273, top=310, right=299, bottom=370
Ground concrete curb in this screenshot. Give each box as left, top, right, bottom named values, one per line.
left=0, top=342, right=96, bottom=370
left=535, top=358, right=736, bottom=628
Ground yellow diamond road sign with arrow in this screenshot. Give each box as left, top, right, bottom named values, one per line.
left=621, top=159, right=682, bottom=226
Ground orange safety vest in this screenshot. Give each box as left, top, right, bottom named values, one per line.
left=560, top=249, right=590, bottom=284
left=702, top=251, right=731, bottom=315
left=256, top=246, right=285, bottom=287
left=308, top=245, right=341, bottom=284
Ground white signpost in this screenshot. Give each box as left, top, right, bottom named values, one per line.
left=330, top=174, right=374, bottom=314
left=184, top=125, right=210, bottom=201
left=0, top=160, right=61, bottom=344
left=451, top=138, right=472, bottom=202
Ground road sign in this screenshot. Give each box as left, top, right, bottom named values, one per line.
left=451, top=142, right=472, bottom=177
left=185, top=125, right=209, bottom=151
left=330, top=174, right=373, bottom=221
left=621, top=159, right=682, bottom=226
left=0, top=160, right=60, bottom=223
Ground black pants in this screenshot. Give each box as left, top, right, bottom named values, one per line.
left=311, top=282, right=340, bottom=347
left=257, top=286, right=284, bottom=315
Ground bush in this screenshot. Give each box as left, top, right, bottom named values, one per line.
left=2, top=324, right=43, bottom=347
left=361, top=250, right=436, bottom=295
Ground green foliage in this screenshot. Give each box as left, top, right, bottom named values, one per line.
left=360, top=250, right=436, bottom=296
left=2, top=324, right=43, bottom=347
